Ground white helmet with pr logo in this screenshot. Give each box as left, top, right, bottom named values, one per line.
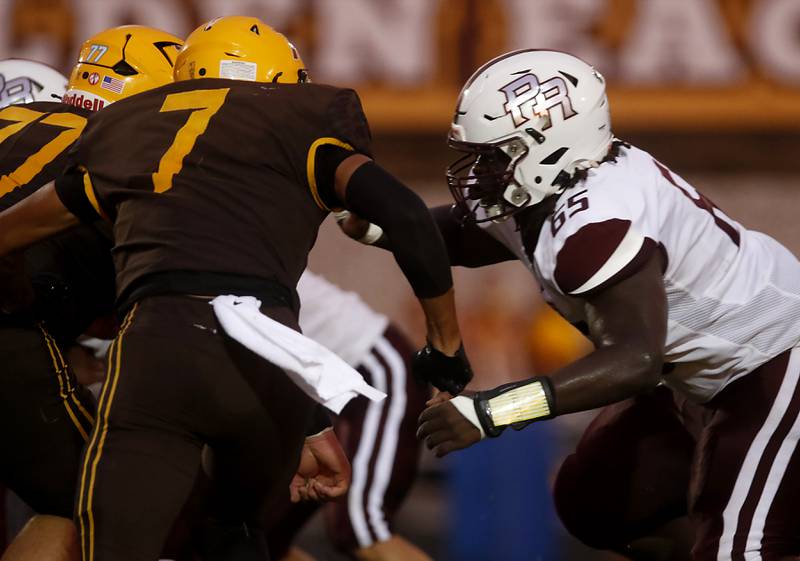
left=0, top=59, right=67, bottom=109
left=447, top=49, right=612, bottom=222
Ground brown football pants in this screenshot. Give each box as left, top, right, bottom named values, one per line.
left=74, top=296, right=316, bottom=561
left=0, top=324, right=95, bottom=518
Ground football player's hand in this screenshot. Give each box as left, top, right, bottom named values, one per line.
left=412, top=343, right=473, bottom=395
left=333, top=210, right=385, bottom=246
left=289, top=428, right=351, bottom=503
left=417, top=399, right=482, bottom=457
left=426, top=391, right=453, bottom=407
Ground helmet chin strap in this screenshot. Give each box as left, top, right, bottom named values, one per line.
left=572, top=158, right=601, bottom=172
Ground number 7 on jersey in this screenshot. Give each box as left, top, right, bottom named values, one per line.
left=152, top=88, right=229, bottom=193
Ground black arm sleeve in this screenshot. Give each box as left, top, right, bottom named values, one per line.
left=314, top=144, right=354, bottom=210
left=430, top=204, right=517, bottom=267
left=344, top=162, right=453, bottom=299
left=54, top=169, right=102, bottom=224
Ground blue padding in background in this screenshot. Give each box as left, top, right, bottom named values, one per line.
left=446, top=424, right=559, bottom=561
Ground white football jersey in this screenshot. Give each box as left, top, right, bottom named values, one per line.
left=297, top=270, right=389, bottom=367
left=481, top=144, right=800, bottom=402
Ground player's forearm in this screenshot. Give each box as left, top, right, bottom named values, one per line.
left=464, top=342, right=662, bottom=438
left=419, top=288, right=462, bottom=355
left=545, top=253, right=667, bottom=415
left=548, top=342, right=663, bottom=415
left=430, top=204, right=516, bottom=268
left=413, top=287, right=473, bottom=394
left=343, top=162, right=454, bottom=300
left=0, top=183, right=78, bottom=256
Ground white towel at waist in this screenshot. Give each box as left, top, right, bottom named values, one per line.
left=211, top=295, right=386, bottom=414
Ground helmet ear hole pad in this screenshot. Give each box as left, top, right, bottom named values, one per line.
left=112, top=59, right=137, bottom=76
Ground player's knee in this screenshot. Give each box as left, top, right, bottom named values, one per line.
left=553, top=454, right=627, bottom=550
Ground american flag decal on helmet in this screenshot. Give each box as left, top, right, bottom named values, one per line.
left=100, top=75, right=124, bottom=94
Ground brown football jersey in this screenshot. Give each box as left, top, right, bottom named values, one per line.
left=60, top=78, right=372, bottom=313
left=0, top=101, right=115, bottom=341
left=0, top=101, right=89, bottom=211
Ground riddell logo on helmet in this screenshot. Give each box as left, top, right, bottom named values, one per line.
left=62, top=91, right=105, bottom=111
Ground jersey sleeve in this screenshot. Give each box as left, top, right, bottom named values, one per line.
left=0, top=102, right=89, bottom=211
left=308, top=89, right=374, bottom=210
left=325, top=89, right=372, bottom=157
left=549, top=183, right=658, bottom=297
left=54, top=167, right=106, bottom=224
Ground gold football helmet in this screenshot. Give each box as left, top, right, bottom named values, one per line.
left=174, top=16, right=308, bottom=84
left=64, top=25, right=183, bottom=111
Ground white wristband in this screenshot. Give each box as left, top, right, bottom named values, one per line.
left=333, top=210, right=383, bottom=245
left=357, top=223, right=384, bottom=245
left=451, top=396, right=486, bottom=439
left=333, top=210, right=351, bottom=224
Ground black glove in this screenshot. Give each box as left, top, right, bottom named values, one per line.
left=412, top=342, right=473, bottom=395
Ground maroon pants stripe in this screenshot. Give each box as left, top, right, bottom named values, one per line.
left=554, top=347, right=800, bottom=561
left=692, top=347, right=800, bottom=561
left=266, top=325, right=428, bottom=556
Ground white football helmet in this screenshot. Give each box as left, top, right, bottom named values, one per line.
left=0, top=59, right=67, bottom=109
left=447, top=49, right=612, bottom=222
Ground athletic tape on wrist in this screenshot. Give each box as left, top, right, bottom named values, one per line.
left=475, top=377, right=554, bottom=437
left=489, top=380, right=551, bottom=426
left=450, top=396, right=485, bottom=439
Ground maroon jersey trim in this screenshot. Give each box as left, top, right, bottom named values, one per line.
left=554, top=218, right=657, bottom=296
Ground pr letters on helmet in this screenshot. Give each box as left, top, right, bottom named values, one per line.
left=0, top=74, right=39, bottom=106
left=500, top=73, right=577, bottom=130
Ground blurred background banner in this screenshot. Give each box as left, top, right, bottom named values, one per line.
left=3, top=0, right=800, bottom=132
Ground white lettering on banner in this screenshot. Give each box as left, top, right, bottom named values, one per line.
left=503, top=0, right=608, bottom=68
left=195, top=0, right=301, bottom=30
left=76, top=0, right=190, bottom=42
left=619, top=0, right=742, bottom=84
left=314, top=0, right=438, bottom=85
left=751, top=0, right=800, bottom=83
